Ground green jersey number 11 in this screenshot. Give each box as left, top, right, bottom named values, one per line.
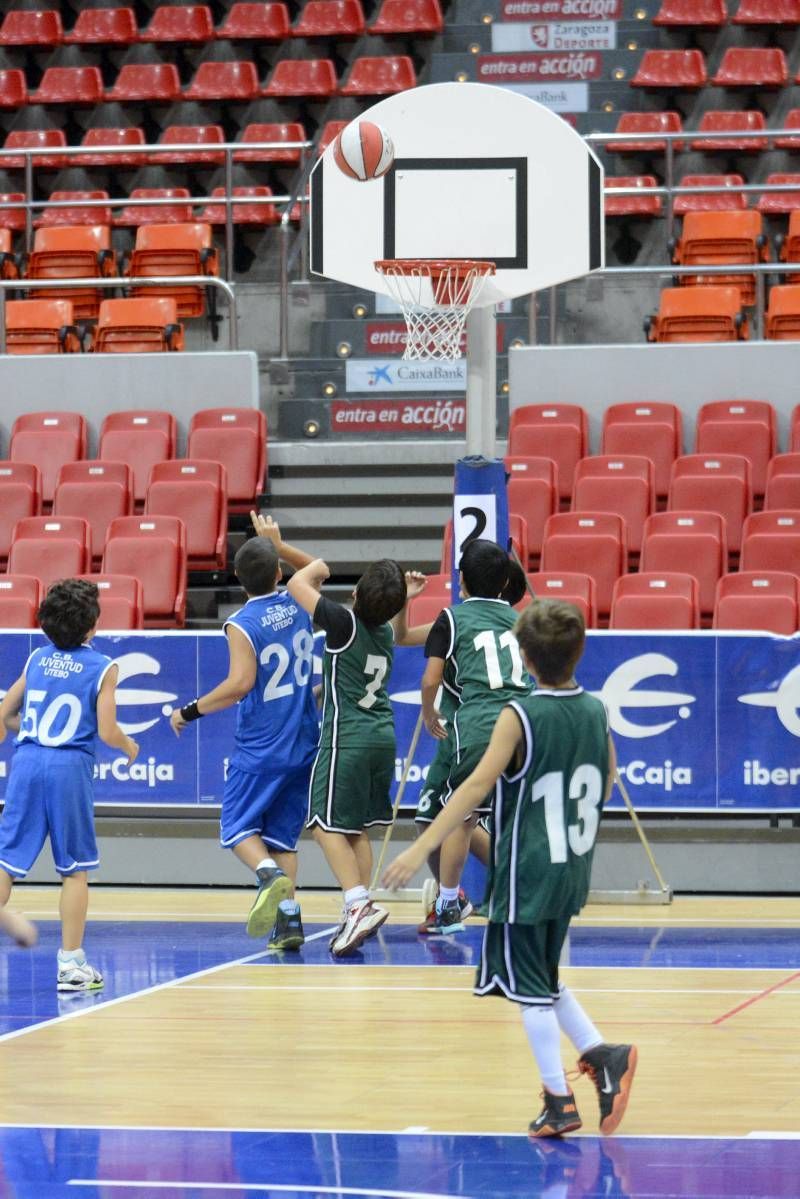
left=473, top=629, right=526, bottom=689
left=533, top=765, right=604, bottom=864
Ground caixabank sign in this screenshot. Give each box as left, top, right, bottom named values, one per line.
left=0, top=631, right=797, bottom=812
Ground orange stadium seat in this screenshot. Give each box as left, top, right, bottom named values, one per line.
left=142, top=5, right=214, bottom=41
left=235, top=123, right=306, bottom=163
left=64, top=8, right=139, bottom=44
left=294, top=0, right=366, bottom=35
left=610, top=572, right=700, bottom=630
left=217, top=3, right=291, bottom=37
left=508, top=405, right=588, bottom=503
left=78, top=574, right=145, bottom=631
left=641, top=511, right=727, bottom=619
left=34, top=191, right=112, bottom=228
left=3, top=130, right=68, bottom=171
left=631, top=50, right=707, bottom=90
left=690, top=111, right=767, bottom=153
left=108, top=63, right=182, bottom=103
left=150, top=125, right=226, bottom=166
left=10, top=412, right=86, bottom=507
left=185, top=61, right=260, bottom=101
left=765, top=453, right=800, bottom=508
left=198, top=186, right=280, bottom=226
left=572, top=455, right=654, bottom=556
left=114, top=189, right=193, bottom=227
left=74, top=128, right=147, bottom=168
left=604, top=177, right=662, bottom=219
left=507, top=461, right=558, bottom=567
left=0, top=228, right=17, bottom=279
left=370, top=0, right=443, bottom=33
left=654, top=0, right=726, bottom=22
left=54, top=461, right=134, bottom=565
left=714, top=571, right=799, bottom=632
left=188, top=407, right=267, bottom=511
left=694, top=400, right=775, bottom=497
left=601, top=402, right=681, bottom=501
left=0, top=463, right=42, bottom=563
left=440, top=516, right=529, bottom=576
left=340, top=55, right=416, bottom=94
left=669, top=454, right=751, bottom=553
left=541, top=512, right=626, bottom=621
left=757, top=175, right=800, bottom=215
left=93, top=298, right=185, bottom=354
left=673, top=175, right=747, bottom=215
left=673, top=210, right=768, bottom=306
left=0, top=194, right=25, bottom=231
left=127, top=223, right=219, bottom=319
left=5, top=299, right=81, bottom=356
left=263, top=59, right=338, bottom=97
left=526, top=571, right=597, bottom=627
left=0, top=70, right=28, bottom=108
left=0, top=9, right=63, bottom=45
left=778, top=210, right=800, bottom=262
left=741, top=510, right=800, bottom=574
left=0, top=575, right=42, bottom=629
left=734, top=0, right=800, bottom=20
left=33, top=66, right=104, bottom=105
left=647, top=285, right=747, bottom=342
left=103, top=515, right=187, bottom=627
left=9, top=516, right=90, bottom=589
left=612, top=111, right=684, bottom=154
left=99, top=411, right=176, bottom=507
left=27, top=225, right=117, bottom=321
left=712, top=47, right=788, bottom=87
left=145, top=460, right=227, bottom=572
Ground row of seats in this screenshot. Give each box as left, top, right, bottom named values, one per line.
left=653, top=0, right=800, bottom=26
left=0, top=187, right=296, bottom=229
left=0, top=57, right=417, bottom=104
left=0, top=574, right=144, bottom=631
left=0, top=408, right=266, bottom=510
left=606, top=174, right=800, bottom=219
left=408, top=569, right=800, bottom=633
left=0, top=2, right=442, bottom=45
left=610, top=110, right=800, bottom=154
left=6, top=297, right=187, bottom=355
left=631, top=48, right=797, bottom=90
left=647, top=282, right=800, bottom=340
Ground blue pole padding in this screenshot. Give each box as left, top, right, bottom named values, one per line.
left=451, top=455, right=510, bottom=602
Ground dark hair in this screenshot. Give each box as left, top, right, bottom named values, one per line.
left=501, top=558, right=527, bottom=608
left=460, top=539, right=509, bottom=599
left=353, top=559, right=407, bottom=627
left=234, top=537, right=280, bottom=597
left=514, top=599, right=585, bottom=685
left=38, top=579, right=101, bottom=650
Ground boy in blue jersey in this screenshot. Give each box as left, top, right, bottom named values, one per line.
left=0, top=579, right=139, bottom=991
left=171, top=518, right=319, bottom=950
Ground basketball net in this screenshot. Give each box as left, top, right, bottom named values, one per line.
left=374, top=259, right=495, bottom=361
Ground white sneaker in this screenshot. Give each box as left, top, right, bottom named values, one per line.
left=330, top=900, right=388, bottom=958
left=57, top=961, right=104, bottom=992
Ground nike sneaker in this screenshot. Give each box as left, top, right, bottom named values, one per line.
left=577, top=1042, right=638, bottom=1135
left=330, top=900, right=389, bottom=957
left=528, top=1088, right=582, bottom=1138
left=57, top=961, right=104, bottom=993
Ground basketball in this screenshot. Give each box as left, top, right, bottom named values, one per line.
left=332, top=120, right=394, bottom=182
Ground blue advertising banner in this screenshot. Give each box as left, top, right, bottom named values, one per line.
left=0, top=630, right=797, bottom=812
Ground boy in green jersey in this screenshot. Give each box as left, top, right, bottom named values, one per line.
left=385, top=599, right=637, bottom=1140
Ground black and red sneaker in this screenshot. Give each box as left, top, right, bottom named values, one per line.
left=528, top=1088, right=582, bottom=1138
left=577, top=1043, right=638, bottom=1135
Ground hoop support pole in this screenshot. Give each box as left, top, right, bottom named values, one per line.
left=369, top=709, right=425, bottom=891
left=614, top=768, right=672, bottom=896
left=465, top=305, right=496, bottom=458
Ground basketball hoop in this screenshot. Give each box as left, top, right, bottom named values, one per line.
left=374, top=259, right=496, bottom=361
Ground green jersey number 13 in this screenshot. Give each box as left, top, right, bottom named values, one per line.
left=533, top=765, right=604, bottom=864
left=473, top=629, right=526, bottom=689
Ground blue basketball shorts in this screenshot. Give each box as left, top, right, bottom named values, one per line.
left=220, top=760, right=312, bottom=852
left=0, top=746, right=99, bottom=878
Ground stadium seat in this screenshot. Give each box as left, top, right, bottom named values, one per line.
left=610, top=572, right=700, bottom=630
left=712, top=47, right=788, bottom=88
left=690, top=111, right=767, bottom=153
left=757, top=175, right=800, bottom=215
left=340, top=55, right=416, bottom=94
left=631, top=50, right=707, bottom=90
left=102, top=515, right=187, bottom=627
left=99, top=410, right=176, bottom=507
left=713, top=571, right=799, bottom=633
left=0, top=194, right=25, bottom=232
left=293, top=0, right=365, bottom=35
left=185, top=61, right=260, bottom=101
left=640, top=510, right=727, bottom=618
left=0, top=464, right=42, bottom=563
left=793, top=405, right=800, bottom=450
left=775, top=110, right=800, bottom=150
left=669, top=453, right=751, bottom=552
left=604, top=177, right=662, bottom=219
left=9, top=516, right=90, bottom=589
left=78, top=574, right=145, bottom=631
left=646, top=285, right=748, bottom=342
left=741, top=510, right=800, bottom=574
left=540, top=512, right=626, bottom=620
left=506, top=459, right=558, bottom=566
left=654, top=0, right=726, bottom=22
left=695, top=400, right=776, bottom=496
left=765, top=453, right=800, bottom=508
left=5, top=299, right=81, bottom=356
left=93, top=298, right=185, bottom=354
left=407, top=593, right=450, bottom=624
left=235, top=123, right=306, bottom=163
left=263, top=58, right=338, bottom=97
left=0, top=227, right=17, bottom=280
left=734, top=0, right=800, bottom=20
left=508, top=405, right=588, bottom=502
left=188, top=407, right=267, bottom=511
left=145, top=460, right=227, bottom=571
left=126, top=223, right=218, bottom=319
left=3, top=130, right=68, bottom=171
left=74, top=127, right=148, bottom=168
left=108, top=64, right=182, bottom=103
left=64, top=8, right=139, bottom=44
left=673, top=210, right=768, bottom=306
left=674, top=174, right=747, bottom=215
left=10, top=412, right=86, bottom=507
left=54, top=461, right=134, bottom=564
left=440, top=515, right=529, bottom=576
left=0, top=70, right=28, bottom=109
left=0, top=9, right=63, bottom=45
left=525, top=572, right=597, bottom=627
left=216, top=3, right=291, bottom=38
left=198, top=186, right=280, bottom=226
left=778, top=210, right=800, bottom=263
left=114, top=189, right=194, bottom=228
left=612, top=111, right=684, bottom=154
left=34, top=191, right=112, bottom=228
left=572, top=455, right=654, bottom=556
left=150, top=125, right=225, bottom=166
left=369, top=0, right=443, bottom=33
left=601, top=402, right=681, bottom=501
left=316, top=120, right=349, bottom=155
left=27, top=225, right=117, bottom=321
left=0, top=575, right=41, bottom=629
left=33, top=67, right=104, bottom=106
left=142, top=5, right=214, bottom=41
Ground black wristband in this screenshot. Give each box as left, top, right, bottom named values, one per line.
left=180, top=700, right=203, bottom=722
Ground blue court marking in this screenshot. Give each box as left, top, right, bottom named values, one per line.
left=0, top=1126, right=798, bottom=1198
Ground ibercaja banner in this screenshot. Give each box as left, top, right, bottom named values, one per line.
left=0, top=630, right=797, bottom=812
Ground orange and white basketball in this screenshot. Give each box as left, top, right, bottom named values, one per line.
left=332, top=120, right=394, bottom=182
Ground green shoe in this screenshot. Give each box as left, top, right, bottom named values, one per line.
left=268, top=902, right=305, bottom=951
left=246, top=866, right=292, bottom=938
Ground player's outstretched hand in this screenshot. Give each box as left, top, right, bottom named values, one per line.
left=424, top=709, right=447, bottom=740
left=404, top=571, right=427, bottom=600
left=0, top=908, right=38, bottom=948
left=308, top=558, right=331, bottom=585
left=383, top=844, right=426, bottom=891
left=170, top=709, right=186, bottom=738
left=251, top=510, right=281, bottom=548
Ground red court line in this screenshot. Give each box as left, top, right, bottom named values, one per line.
left=712, top=970, right=800, bottom=1025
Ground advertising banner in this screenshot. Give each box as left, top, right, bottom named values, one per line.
left=477, top=52, right=604, bottom=82
left=331, top=398, right=466, bottom=435
left=491, top=21, right=617, bottom=50
left=345, top=358, right=467, bottom=393
left=363, top=322, right=505, bottom=356
left=501, top=0, right=622, bottom=19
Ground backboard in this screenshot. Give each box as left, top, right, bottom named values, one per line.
left=310, top=82, right=604, bottom=308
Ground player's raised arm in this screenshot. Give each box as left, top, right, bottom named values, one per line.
left=421, top=656, right=447, bottom=739
left=393, top=571, right=433, bottom=647
left=171, top=624, right=257, bottom=736
left=286, top=557, right=331, bottom=615
left=250, top=512, right=315, bottom=572
left=0, top=674, right=25, bottom=740
left=96, top=665, right=139, bottom=764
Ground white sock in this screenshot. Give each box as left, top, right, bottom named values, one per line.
left=256, top=857, right=278, bottom=875
left=522, top=1004, right=569, bottom=1095
left=344, top=885, right=368, bottom=908
left=58, top=948, right=86, bottom=966
left=439, top=885, right=459, bottom=904
left=553, top=984, right=603, bottom=1054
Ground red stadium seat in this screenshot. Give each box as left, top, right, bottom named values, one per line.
left=150, top=125, right=225, bottom=166
left=3, top=130, right=68, bottom=171
left=93, top=298, right=185, bottom=354
left=690, top=111, right=767, bottom=153
left=340, top=55, right=416, bottom=94
left=27, top=225, right=117, bottom=321
left=647, top=285, right=748, bottom=342
left=712, top=47, right=788, bottom=88
left=0, top=463, right=42, bottom=563
left=669, top=454, right=751, bottom=553
left=610, top=572, right=700, bottom=630
left=5, top=299, right=81, bottom=356
left=216, top=3, right=291, bottom=38
left=188, top=407, right=267, bottom=511
left=145, top=459, right=227, bottom=571
left=407, top=593, right=449, bottom=624
left=127, top=223, right=218, bottom=319
left=99, top=410, right=176, bottom=507
left=294, top=0, right=365, bottom=35
left=65, top=8, right=139, bottom=44
left=695, top=400, right=775, bottom=497
left=235, top=123, right=306, bottom=163
left=572, top=455, right=654, bottom=555
left=74, top=127, right=147, bottom=168
left=263, top=59, right=338, bottom=97
left=602, top=402, right=681, bottom=501
left=604, top=177, right=662, bottom=219
left=673, top=210, right=768, bottom=306
left=673, top=174, right=747, bottom=215
left=713, top=571, right=799, bottom=632
left=793, top=405, right=800, bottom=450
left=0, top=194, right=25, bottom=232
left=185, top=61, right=260, bottom=101
left=508, top=405, right=587, bottom=502
left=741, top=510, right=800, bottom=574
left=9, top=516, right=90, bottom=589
left=34, top=191, right=111, bottom=229
left=142, top=5, right=214, bottom=41
left=0, top=227, right=17, bottom=280
left=54, top=461, right=134, bottom=564
left=775, top=110, right=800, bottom=150
left=0, top=575, right=42, bottom=629
left=0, top=70, right=28, bottom=108
left=541, top=512, right=626, bottom=620
left=114, top=188, right=193, bottom=228
left=33, top=67, right=104, bottom=105
left=78, top=574, right=144, bottom=630
left=734, top=0, right=800, bottom=20
left=369, top=0, right=443, bottom=33
left=765, top=453, right=800, bottom=508
left=198, top=186, right=280, bottom=226
left=10, top=413, right=86, bottom=507
left=108, top=63, right=182, bottom=103
left=316, top=120, right=349, bottom=155
left=612, top=112, right=684, bottom=154
left=0, top=9, right=63, bottom=45
left=654, top=0, right=726, bottom=22
left=526, top=572, right=597, bottom=627
left=440, top=516, right=529, bottom=577
left=102, top=515, right=187, bottom=627
left=631, top=50, right=707, bottom=90
left=757, top=175, right=800, bottom=216
left=506, top=460, right=558, bottom=566
left=641, top=510, right=727, bottom=618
